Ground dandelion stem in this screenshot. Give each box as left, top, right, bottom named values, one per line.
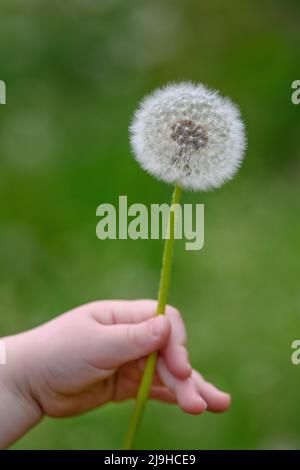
left=122, top=182, right=182, bottom=450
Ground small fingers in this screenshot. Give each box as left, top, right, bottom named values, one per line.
left=157, top=358, right=207, bottom=415
left=193, top=371, right=231, bottom=413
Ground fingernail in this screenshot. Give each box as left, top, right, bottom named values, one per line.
left=151, top=316, right=166, bottom=337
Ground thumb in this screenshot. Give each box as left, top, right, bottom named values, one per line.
left=102, top=315, right=171, bottom=367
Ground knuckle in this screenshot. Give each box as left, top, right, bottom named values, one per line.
left=126, top=324, right=141, bottom=349
left=86, top=300, right=104, bottom=314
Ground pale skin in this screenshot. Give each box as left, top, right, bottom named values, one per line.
left=0, top=300, right=230, bottom=449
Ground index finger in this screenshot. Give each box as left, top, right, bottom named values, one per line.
left=162, top=306, right=192, bottom=379
left=165, top=305, right=187, bottom=345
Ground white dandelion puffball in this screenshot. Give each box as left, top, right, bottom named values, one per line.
left=130, top=82, right=246, bottom=191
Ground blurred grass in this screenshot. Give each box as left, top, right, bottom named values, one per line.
left=0, top=0, right=300, bottom=449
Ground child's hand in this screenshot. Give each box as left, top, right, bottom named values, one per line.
left=0, top=300, right=230, bottom=448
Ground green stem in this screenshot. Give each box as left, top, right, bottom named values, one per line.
left=122, top=183, right=182, bottom=450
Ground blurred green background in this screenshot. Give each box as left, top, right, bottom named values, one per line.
left=0, top=0, right=300, bottom=450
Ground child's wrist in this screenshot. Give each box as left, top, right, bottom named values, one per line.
left=0, top=335, right=43, bottom=448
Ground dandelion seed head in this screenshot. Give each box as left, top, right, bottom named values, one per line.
left=130, top=82, right=246, bottom=191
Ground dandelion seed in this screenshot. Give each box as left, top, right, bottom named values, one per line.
left=130, top=82, right=246, bottom=190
